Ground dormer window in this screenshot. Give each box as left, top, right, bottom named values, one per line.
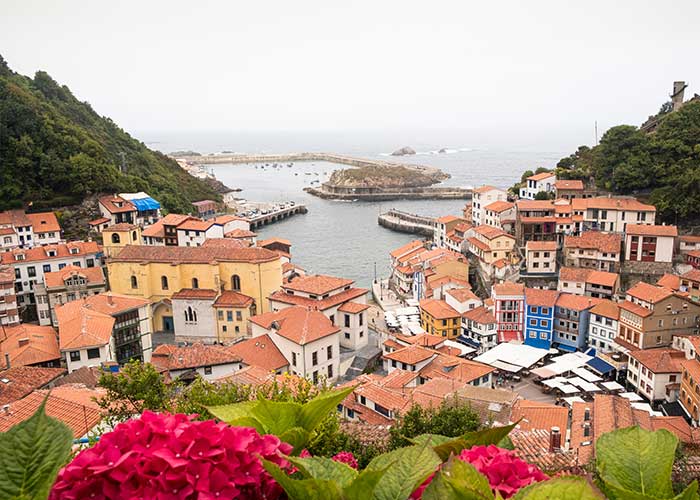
left=15, top=254, right=24, bottom=261
left=70, top=248, right=79, bottom=255
left=47, top=250, right=56, bottom=257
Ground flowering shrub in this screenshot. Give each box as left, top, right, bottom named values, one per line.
left=48, top=411, right=292, bottom=500
left=411, top=445, right=548, bottom=498
left=331, top=451, right=359, bottom=469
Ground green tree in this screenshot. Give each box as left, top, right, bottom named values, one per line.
left=534, top=190, right=553, bottom=200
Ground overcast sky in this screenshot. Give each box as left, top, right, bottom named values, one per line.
left=2, top=0, right=699, bottom=150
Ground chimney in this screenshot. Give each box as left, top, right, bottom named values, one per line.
left=107, top=294, right=114, bottom=306
left=549, top=426, right=561, bottom=452
left=18, top=338, right=29, bottom=348
left=584, top=407, right=591, bottom=421
left=4, top=353, right=9, bottom=370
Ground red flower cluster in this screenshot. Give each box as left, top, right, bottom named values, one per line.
left=412, top=445, right=548, bottom=499
left=49, top=411, right=293, bottom=500
left=331, top=451, right=358, bottom=469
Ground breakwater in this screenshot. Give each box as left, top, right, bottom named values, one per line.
left=377, top=209, right=437, bottom=236
left=307, top=185, right=471, bottom=201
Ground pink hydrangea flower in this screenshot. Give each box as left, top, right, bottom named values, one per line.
left=412, top=445, right=548, bottom=499
left=49, top=411, right=293, bottom=500
left=331, top=451, right=358, bottom=469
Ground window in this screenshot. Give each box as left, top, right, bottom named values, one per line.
left=14, top=268, right=20, bottom=279
left=204, top=366, right=213, bottom=375
left=312, top=351, right=318, bottom=366
left=161, top=276, right=169, bottom=290
left=226, top=311, right=233, bottom=321
left=327, top=345, right=333, bottom=359
left=529, top=319, right=537, bottom=326
left=329, top=314, right=335, bottom=325
left=131, top=276, right=138, bottom=289
left=218, top=310, right=223, bottom=320
left=192, top=278, right=199, bottom=289
left=86, top=258, right=95, bottom=268
left=236, top=311, right=242, bottom=321
left=541, top=307, right=549, bottom=315
left=313, top=371, right=319, bottom=384
left=69, top=351, right=81, bottom=362
left=344, top=332, right=350, bottom=339
left=344, top=314, right=350, bottom=328
left=327, top=364, right=333, bottom=379
left=231, top=274, right=241, bottom=291
left=359, top=313, right=363, bottom=326
left=43, top=264, right=51, bottom=273
left=292, top=352, right=297, bottom=366
left=185, top=306, right=197, bottom=323
left=530, top=306, right=537, bottom=314
left=87, top=348, right=100, bottom=359
left=27, top=266, right=36, bottom=278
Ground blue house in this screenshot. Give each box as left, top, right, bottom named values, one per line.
left=523, top=288, right=558, bottom=350
left=552, top=294, right=597, bottom=351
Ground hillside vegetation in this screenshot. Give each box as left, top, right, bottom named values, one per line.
left=0, top=55, right=221, bottom=213
left=555, top=100, right=700, bottom=223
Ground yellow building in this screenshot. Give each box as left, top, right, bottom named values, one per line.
left=213, top=291, right=257, bottom=341
left=102, top=224, right=141, bottom=258
left=107, top=242, right=282, bottom=332
left=419, top=298, right=461, bottom=338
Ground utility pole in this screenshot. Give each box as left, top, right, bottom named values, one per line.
left=594, top=121, right=599, bottom=146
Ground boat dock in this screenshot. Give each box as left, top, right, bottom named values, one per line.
left=377, top=209, right=436, bottom=237
left=233, top=201, right=308, bottom=230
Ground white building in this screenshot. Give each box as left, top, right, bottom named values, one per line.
left=524, top=241, right=557, bottom=275
left=269, top=274, right=368, bottom=351
left=572, top=197, right=657, bottom=234
left=151, top=343, right=243, bottom=381
left=250, top=306, right=341, bottom=383
left=171, top=288, right=219, bottom=343
left=461, top=306, right=498, bottom=353
left=176, top=216, right=250, bottom=247
left=624, top=224, right=677, bottom=264
left=445, top=288, right=482, bottom=314
left=627, top=348, right=686, bottom=403
left=519, top=172, right=556, bottom=200
left=0, top=266, right=19, bottom=326
left=587, top=300, right=620, bottom=353
left=0, top=210, right=62, bottom=251
left=483, top=201, right=515, bottom=230
left=471, top=186, right=508, bottom=227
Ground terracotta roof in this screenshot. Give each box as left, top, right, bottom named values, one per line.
left=682, top=269, right=700, bottom=282
left=250, top=307, right=339, bottom=345
left=269, top=287, right=368, bottom=311
left=473, top=185, right=502, bottom=194
left=177, top=219, right=218, bottom=231
left=420, top=353, right=494, bottom=384
left=0, top=227, right=15, bottom=236
left=111, top=244, right=279, bottom=264
left=473, top=225, right=514, bottom=240
left=510, top=429, right=580, bottom=471
left=681, top=235, right=700, bottom=243
left=53, top=366, right=102, bottom=389
left=589, top=300, right=620, bottom=320
left=564, top=232, right=622, bottom=254
left=554, top=180, right=584, bottom=190
left=88, top=217, right=110, bottom=226
left=657, top=274, right=681, bottom=291
left=619, top=300, right=654, bottom=318
left=586, top=270, right=619, bottom=288
left=0, top=386, right=104, bottom=438
left=445, top=288, right=480, bottom=303
left=171, top=288, right=218, bottom=300
left=436, top=215, right=461, bottom=224
left=26, top=212, right=61, bottom=233
left=526, top=240, right=557, bottom=251
left=228, top=334, right=288, bottom=371
left=77, top=293, right=150, bottom=315
left=1, top=241, right=100, bottom=265
left=353, top=382, right=412, bottom=414
left=0, top=210, right=31, bottom=227
left=0, top=367, right=66, bottom=406
left=512, top=399, right=568, bottom=433
left=283, top=274, right=354, bottom=295
left=213, top=290, right=255, bottom=308
left=467, top=237, right=490, bottom=253
left=105, top=223, right=137, bottom=232
left=0, top=265, right=14, bottom=283
left=626, top=224, right=677, bottom=237
left=257, top=237, right=292, bottom=247
left=55, top=301, right=114, bottom=351
left=682, top=359, right=700, bottom=384
left=578, top=196, right=656, bottom=212
left=516, top=199, right=555, bottom=211
left=525, top=288, right=559, bottom=307
left=559, top=266, right=592, bottom=283
left=216, top=365, right=277, bottom=386
left=151, top=343, right=242, bottom=372
left=338, top=301, right=371, bottom=313
left=628, top=348, right=685, bottom=373
left=492, top=282, right=525, bottom=296
left=381, top=369, right=420, bottom=389
left=225, top=228, right=257, bottom=238
left=384, top=345, right=436, bottom=365
left=527, top=171, right=555, bottom=181
left=462, top=306, right=496, bottom=324
left=396, top=333, right=445, bottom=348
left=141, top=214, right=194, bottom=238
left=556, top=293, right=601, bottom=311
left=420, top=299, right=460, bottom=320
left=98, top=195, right=136, bottom=214
left=484, top=200, right=514, bottom=213
left=0, top=324, right=60, bottom=367
left=454, top=222, right=472, bottom=233
left=44, top=265, right=105, bottom=289
left=626, top=282, right=673, bottom=304
left=390, top=240, right=425, bottom=259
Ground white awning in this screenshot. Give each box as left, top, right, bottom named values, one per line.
left=619, top=392, right=643, bottom=402
left=491, top=360, right=522, bottom=373
left=557, top=384, right=580, bottom=394
left=474, top=343, right=548, bottom=369
left=601, top=381, right=624, bottom=391
left=563, top=396, right=586, bottom=406
left=572, top=367, right=602, bottom=382
left=542, top=379, right=562, bottom=388
left=444, top=339, right=476, bottom=356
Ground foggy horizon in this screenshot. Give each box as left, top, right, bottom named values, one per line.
left=3, top=0, right=700, bottom=152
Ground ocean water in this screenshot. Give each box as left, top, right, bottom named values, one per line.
left=143, top=131, right=566, bottom=288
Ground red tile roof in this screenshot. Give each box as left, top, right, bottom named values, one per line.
left=564, top=232, right=622, bottom=253
left=559, top=266, right=592, bottom=283
left=88, top=217, right=111, bottom=227
left=420, top=353, right=494, bottom=384
left=586, top=270, right=619, bottom=288
left=420, top=299, right=460, bottom=320
left=573, top=196, right=656, bottom=211
left=436, top=215, right=461, bottom=224
left=473, top=185, right=501, bottom=194
left=0, top=241, right=100, bottom=265
left=0, top=367, right=66, bottom=405
left=462, top=306, right=496, bottom=324
left=111, top=244, right=279, bottom=264
left=473, top=225, right=514, bottom=240
left=213, top=291, right=255, bottom=308
left=171, top=288, right=218, bottom=300
left=250, top=307, right=339, bottom=345
left=657, top=274, right=681, bottom=291
left=492, top=282, right=525, bottom=296
left=556, top=293, right=601, bottom=311
left=384, top=345, right=436, bottom=365
left=338, top=301, right=371, bottom=314
left=269, top=287, right=368, bottom=311
left=526, top=240, right=557, bottom=251
left=283, top=274, right=354, bottom=295
left=228, top=334, right=288, bottom=371
left=390, top=240, right=425, bottom=259
left=151, top=343, right=242, bottom=372
left=484, top=200, right=514, bottom=213
left=525, top=288, right=559, bottom=307
left=626, top=224, right=677, bottom=237
left=516, top=199, right=555, bottom=211
left=0, top=210, right=31, bottom=227
left=554, top=180, right=584, bottom=190
left=527, top=172, right=555, bottom=181
left=619, top=300, right=654, bottom=318
left=26, top=212, right=61, bottom=233
left=628, top=349, right=685, bottom=373
left=589, top=300, right=620, bottom=320
left=445, top=288, right=480, bottom=303
left=0, top=324, right=60, bottom=367
left=98, top=195, right=136, bottom=214
left=626, top=282, right=673, bottom=304
left=512, top=399, right=568, bottom=432
left=44, top=265, right=105, bottom=289
left=225, top=228, right=257, bottom=238
left=105, top=223, right=137, bottom=232
left=55, top=302, right=114, bottom=350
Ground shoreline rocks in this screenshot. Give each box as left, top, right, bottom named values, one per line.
left=391, top=146, right=416, bottom=156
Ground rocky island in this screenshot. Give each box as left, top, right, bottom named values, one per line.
left=391, top=146, right=416, bottom=156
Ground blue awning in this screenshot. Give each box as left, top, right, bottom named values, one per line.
left=587, top=357, right=615, bottom=375
left=131, top=196, right=160, bottom=211
left=458, top=336, right=481, bottom=348
left=556, top=343, right=577, bottom=352
left=584, top=347, right=597, bottom=357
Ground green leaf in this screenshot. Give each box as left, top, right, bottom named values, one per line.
left=366, top=445, right=442, bottom=500
left=251, top=399, right=302, bottom=435
left=343, top=467, right=389, bottom=500
left=596, top=426, right=676, bottom=499
left=433, top=422, right=518, bottom=461
left=298, top=386, right=354, bottom=432
left=278, top=427, right=311, bottom=455
left=422, top=458, right=495, bottom=500
left=513, top=476, right=604, bottom=499
left=206, top=400, right=258, bottom=423
left=409, top=433, right=454, bottom=447
left=227, top=416, right=265, bottom=434
left=286, top=456, right=358, bottom=488
left=600, top=480, right=698, bottom=500
left=261, top=459, right=343, bottom=500
left=0, top=398, right=74, bottom=500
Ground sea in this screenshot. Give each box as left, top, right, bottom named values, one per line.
left=142, top=131, right=567, bottom=288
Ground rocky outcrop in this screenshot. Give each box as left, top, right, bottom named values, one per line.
left=438, top=148, right=447, bottom=153
left=326, top=165, right=440, bottom=189
left=391, top=146, right=416, bottom=156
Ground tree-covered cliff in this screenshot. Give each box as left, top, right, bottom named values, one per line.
left=555, top=100, right=700, bottom=223
left=0, top=55, right=221, bottom=213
